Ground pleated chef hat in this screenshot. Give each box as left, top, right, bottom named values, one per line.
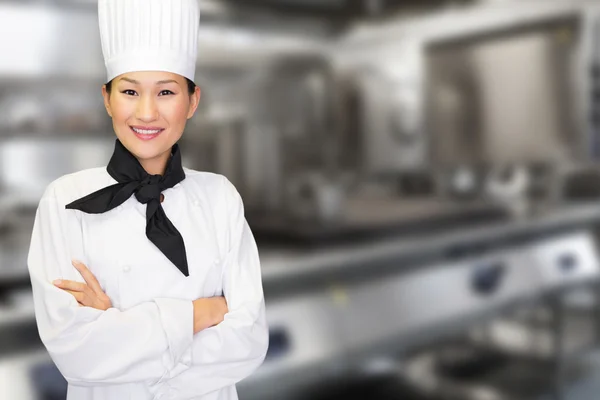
left=98, top=0, right=200, bottom=83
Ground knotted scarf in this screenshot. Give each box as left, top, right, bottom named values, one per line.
left=65, top=138, right=189, bottom=276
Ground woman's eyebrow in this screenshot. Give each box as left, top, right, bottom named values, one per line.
left=120, top=77, right=139, bottom=84
left=156, top=79, right=179, bottom=85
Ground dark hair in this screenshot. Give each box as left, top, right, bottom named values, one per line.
left=105, top=77, right=196, bottom=95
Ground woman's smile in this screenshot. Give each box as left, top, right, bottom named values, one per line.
left=130, top=125, right=165, bottom=141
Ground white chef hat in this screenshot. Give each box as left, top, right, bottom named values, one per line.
left=98, top=0, right=200, bottom=83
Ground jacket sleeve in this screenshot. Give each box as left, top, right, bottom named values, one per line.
left=151, top=176, right=268, bottom=399
left=27, top=184, right=194, bottom=386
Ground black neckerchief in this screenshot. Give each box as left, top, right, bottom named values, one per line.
left=66, top=138, right=189, bottom=276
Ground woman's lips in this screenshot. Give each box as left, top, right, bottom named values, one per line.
left=130, top=126, right=165, bottom=141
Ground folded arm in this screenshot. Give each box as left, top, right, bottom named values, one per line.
left=27, top=185, right=194, bottom=387
left=151, top=176, right=269, bottom=398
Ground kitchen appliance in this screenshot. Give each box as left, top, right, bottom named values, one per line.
left=240, top=233, right=569, bottom=399
left=397, top=230, right=600, bottom=400
left=528, top=230, right=600, bottom=291
left=181, top=51, right=341, bottom=217
left=245, top=53, right=341, bottom=216
left=346, top=61, right=427, bottom=177
left=336, top=240, right=543, bottom=359
left=337, top=0, right=600, bottom=203
left=400, top=342, right=593, bottom=400
left=237, top=290, right=347, bottom=400
left=426, top=16, right=581, bottom=168
left=468, top=230, right=600, bottom=360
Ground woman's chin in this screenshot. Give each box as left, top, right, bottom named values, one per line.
left=119, top=137, right=172, bottom=162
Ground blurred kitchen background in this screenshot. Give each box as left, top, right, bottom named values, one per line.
left=6, top=0, right=600, bottom=399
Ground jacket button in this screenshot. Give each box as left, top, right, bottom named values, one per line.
left=214, top=259, right=220, bottom=265
left=122, top=265, right=131, bottom=273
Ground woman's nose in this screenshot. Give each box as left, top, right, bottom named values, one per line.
left=136, top=95, right=159, bottom=122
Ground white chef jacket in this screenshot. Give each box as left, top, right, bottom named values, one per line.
left=27, top=166, right=269, bottom=400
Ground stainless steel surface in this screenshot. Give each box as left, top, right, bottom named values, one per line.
left=243, top=229, right=600, bottom=399
left=344, top=50, right=427, bottom=176
left=337, top=247, right=539, bottom=354
left=249, top=54, right=340, bottom=215
left=184, top=51, right=341, bottom=219
left=475, top=305, right=598, bottom=359
left=467, top=231, right=600, bottom=360
left=394, top=230, right=600, bottom=400
left=0, top=136, right=115, bottom=204
left=335, top=0, right=600, bottom=202
left=239, top=292, right=345, bottom=398
left=258, top=202, right=600, bottom=285
left=400, top=346, right=566, bottom=400
left=529, top=230, right=600, bottom=289
left=284, top=171, right=347, bottom=222
left=400, top=329, right=600, bottom=400
left=426, top=17, right=580, bottom=167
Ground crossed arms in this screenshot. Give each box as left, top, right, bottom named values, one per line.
left=27, top=177, right=268, bottom=398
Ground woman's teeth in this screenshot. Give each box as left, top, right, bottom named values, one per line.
left=132, top=127, right=162, bottom=134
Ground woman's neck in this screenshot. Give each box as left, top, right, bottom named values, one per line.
left=138, top=150, right=171, bottom=176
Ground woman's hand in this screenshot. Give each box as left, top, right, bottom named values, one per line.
left=53, top=260, right=112, bottom=311
left=192, top=296, right=228, bottom=334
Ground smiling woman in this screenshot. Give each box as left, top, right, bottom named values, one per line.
left=26, top=0, right=268, bottom=399
left=101, top=71, right=201, bottom=175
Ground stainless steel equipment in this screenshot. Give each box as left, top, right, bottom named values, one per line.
left=529, top=230, right=600, bottom=291
left=238, top=291, right=347, bottom=400
left=245, top=53, right=341, bottom=217
left=336, top=0, right=600, bottom=202
left=398, top=230, right=600, bottom=400
left=426, top=17, right=581, bottom=168
left=400, top=343, right=591, bottom=400
left=337, top=49, right=428, bottom=177
left=336, top=240, right=542, bottom=357
left=241, top=229, right=597, bottom=399
left=468, top=230, right=600, bottom=360
left=184, top=51, right=345, bottom=221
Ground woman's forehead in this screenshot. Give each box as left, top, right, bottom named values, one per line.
left=114, top=71, right=185, bottom=85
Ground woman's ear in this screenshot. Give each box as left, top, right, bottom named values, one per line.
left=187, top=86, right=201, bottom=119
left=101, top=85, right=113, bottom=118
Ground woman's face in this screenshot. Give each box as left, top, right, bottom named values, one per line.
left=101, top=70, right=201, bottom=173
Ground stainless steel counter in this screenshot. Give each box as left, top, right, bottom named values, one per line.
left=258, top=202, right=600, bottom=287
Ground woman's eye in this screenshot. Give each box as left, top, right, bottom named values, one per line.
left=121, top=89, right=137, bottom=96
left=159, top=90, right=175, bottom=96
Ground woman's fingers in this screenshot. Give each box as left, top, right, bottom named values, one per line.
left=54, top=280, right=93, bottom=305
left=63, top=289, right=86, bottom=304
left=71, top=260, right=104, bottom=296
left=53, top=279, right=87, bottom=293
left=53, top=277, right=112, bottom=311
